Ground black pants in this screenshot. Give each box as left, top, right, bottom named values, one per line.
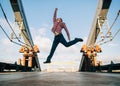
left=46, top=33, right=80, bottom=61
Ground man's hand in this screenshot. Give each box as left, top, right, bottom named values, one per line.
left=55, top=8, right=58, bottom=11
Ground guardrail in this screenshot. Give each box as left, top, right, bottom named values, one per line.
left=0, top=62, right=32, bottom=72
left=95, top=63, right=120, bottom=73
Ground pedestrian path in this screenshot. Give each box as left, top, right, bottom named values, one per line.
left=0, top=72, right=120, bottom=86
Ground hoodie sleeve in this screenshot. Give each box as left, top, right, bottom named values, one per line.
left=53, top=8, right=57, bottom=23
left=63, top=22, right=70, bottom=41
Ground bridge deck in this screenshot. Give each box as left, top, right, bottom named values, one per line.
left=0, top=72, right=120, bottom=86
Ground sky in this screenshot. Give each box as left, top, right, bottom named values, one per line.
left=0, top=0, right=120, bottom=71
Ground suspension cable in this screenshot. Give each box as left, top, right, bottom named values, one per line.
left=105, top=10, right=120, bottom=36
left=0, top=24, right=11, bottom=41
left=0, top=3, right=31, bottom=47
left=112, top=28, right=120, bottom=40
left=110, top=10, right=120, bottom=29
left=98, top=27, right=120, bottom=46
left=0, top=3, right=19, bottom=40
left=98, top=10, right=120, bottom=45
left=99, top=27, right=120, bottom=46
left=0, top=24, right=23, bottom=46
left=99, top=40, right=112, bottom=45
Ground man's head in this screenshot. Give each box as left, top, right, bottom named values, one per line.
left=57, top=18, right=63, bottom=23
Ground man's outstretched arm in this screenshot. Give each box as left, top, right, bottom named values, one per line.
left=53, top=8, right=58, bottom=22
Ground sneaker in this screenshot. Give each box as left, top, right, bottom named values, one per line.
left=75, top=38, right=83, bottom=42
left=43, top=61, right=51, bottom=64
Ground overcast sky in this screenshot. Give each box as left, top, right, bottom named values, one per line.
left=0, top=0, right=120, bottom=71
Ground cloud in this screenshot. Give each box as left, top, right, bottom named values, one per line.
left=107, top=42, right=119, bottom=47
left=0, top=18, right=8, bottom=28
left=0, top=38, right=21, bottom=63
left=30, top=27, right=52, bottom=52
left=1, top=38, right=11, bottom=46
left=34, top=36, right=52, bottom=52
left=0, top=18, right=15, bottom=32
left=38, top=27, right=47, bottom=36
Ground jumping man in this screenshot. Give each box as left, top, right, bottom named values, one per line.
left=44, top=8, right=83, bottom=63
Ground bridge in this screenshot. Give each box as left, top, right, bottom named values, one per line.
left=0, top=0, right=120, bottom=85
left=0, top=0, right=120, bottom=72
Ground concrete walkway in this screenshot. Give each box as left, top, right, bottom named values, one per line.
left=0, top=72, right=120, bottom=86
